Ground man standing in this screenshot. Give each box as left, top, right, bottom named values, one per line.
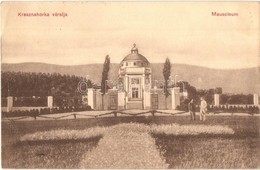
left=200, top=97, right=207, bottom=121
left=188, top=99, right=196, bottom=120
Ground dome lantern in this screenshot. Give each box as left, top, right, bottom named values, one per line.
left=131, top=43, right=138, bottom=54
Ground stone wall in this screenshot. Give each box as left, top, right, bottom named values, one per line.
left=151, top=89, right=173, bottom=110
left=95, top=92, right=103, bottom=110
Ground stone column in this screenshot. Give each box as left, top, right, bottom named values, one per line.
left=254, top=94, right=259, bottom=105
left=171, top=87, right=180, bottom=110
left=142, top=74, right=145, bottom=99
left=88, top=88, right=95, bottom=110
left=6, top=96, right=13, bottom=112
left=142, top=74, right=145, bottom=109
left=125, top=75, right=129, bottom=108
left=125, top=75, right=129, bottom=94
left=118, top=91, right=125, bottom=110
left=47, top=96, right=53, bottom=108
left=214, top=94, right=220, bottom=106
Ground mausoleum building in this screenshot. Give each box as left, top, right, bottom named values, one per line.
left=87, top=44, right=182, bottom=111
left=118, top=44, right=151, bottom=109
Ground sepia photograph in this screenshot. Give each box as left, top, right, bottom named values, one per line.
left=1, top=1, right=260, bottom=169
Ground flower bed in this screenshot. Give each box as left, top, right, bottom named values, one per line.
left=20, top=127, right=106, bottom=142
left=150, top=124, right=235, bottom=136
left=20, top=123, right=235, bottom=142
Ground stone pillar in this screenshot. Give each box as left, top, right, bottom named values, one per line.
left=142, top=74, right=145, bottom=99
left=144, top=90, right=151, bottom=110
left=125, top=75, right=129, bottom=95
left=125, top=76, right=129, bottom=109
left=142, top=73, right=149, bottom=110
left=171, top=87, right=180, bottom=110
left=214, top=94, right=220, bottom=106
left=47, top=96, right=53, bottom=108
left=118, top=92, right=125, bottom=110
left=88, top=88, right=95, bottom=110
left=254, top=94, right=259, bottom=105
left=6, top=96, right=13, bottom=112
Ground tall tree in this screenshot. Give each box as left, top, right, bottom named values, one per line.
left=163, top=58, right=171, bottom=109
left=175, top=81, right=197, bottom=100
left=100, top=55, right=110, bottom=110
left=101, top=55, right=110, bottom=94
left=163, top=58, right=171, bottom=97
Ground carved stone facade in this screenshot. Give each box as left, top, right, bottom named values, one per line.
left=118, top=44, right=151, bottom=109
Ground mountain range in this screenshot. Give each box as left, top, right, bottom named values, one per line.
left=1, top=62, right=259, bottom=94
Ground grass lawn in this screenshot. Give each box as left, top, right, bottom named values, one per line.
left=2, top=115, right=260, bottom=168
left=2, top=138, right=100, bottom=168
left=154, top=135, right=259, bottom=168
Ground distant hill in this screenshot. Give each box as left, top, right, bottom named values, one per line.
left=1, top=62, right=259, bottom=94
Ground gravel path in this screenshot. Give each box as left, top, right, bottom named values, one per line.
left=80, top=123, right=169, bottom=169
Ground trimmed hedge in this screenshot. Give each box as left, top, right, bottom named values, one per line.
left=208, top=105, right=259, bottom=114
left=177, top=104, right=259, bottom=114
left=13, top=97, right=47, bottom=107
left=2, top=105, right=92, bottom=118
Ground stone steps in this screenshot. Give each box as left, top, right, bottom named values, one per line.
left=127, top=101, right=143, bottom=110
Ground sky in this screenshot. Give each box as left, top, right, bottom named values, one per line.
left=1, top=2, right=259, bottom=69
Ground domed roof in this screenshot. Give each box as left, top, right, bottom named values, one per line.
left=121, top=44, right=150, bottom=64
left=122, top=53, right=149, bottom=63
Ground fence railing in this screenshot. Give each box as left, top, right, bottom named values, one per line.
left=2, top=110, right=186, bottom=121
left=2, top=109, right=259, bottom=122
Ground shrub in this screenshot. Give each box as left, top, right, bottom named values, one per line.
left=254, top=106, right=258, bottom=113
left=228, top=106, right=233, bottom=113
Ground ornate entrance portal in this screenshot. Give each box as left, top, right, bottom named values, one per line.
left=129, top=77, right=141, bottom=100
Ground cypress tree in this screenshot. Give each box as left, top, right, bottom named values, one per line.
left=163, top=58, right=171, bottom=109
left=100, top=55, right=110, bottom=110
left=163, top=58, right=171, bottom=97
left=101, top=55, right=110, bottom=94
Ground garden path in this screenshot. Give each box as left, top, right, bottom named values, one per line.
left=79, top=123, right=169, bottom=168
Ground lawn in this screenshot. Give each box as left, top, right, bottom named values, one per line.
left=2, top=115, right=260, bottom=168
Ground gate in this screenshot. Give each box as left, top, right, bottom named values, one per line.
left=109, top=94, right=118, bottom=110
left=151, top=94, right=158, bottom=110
